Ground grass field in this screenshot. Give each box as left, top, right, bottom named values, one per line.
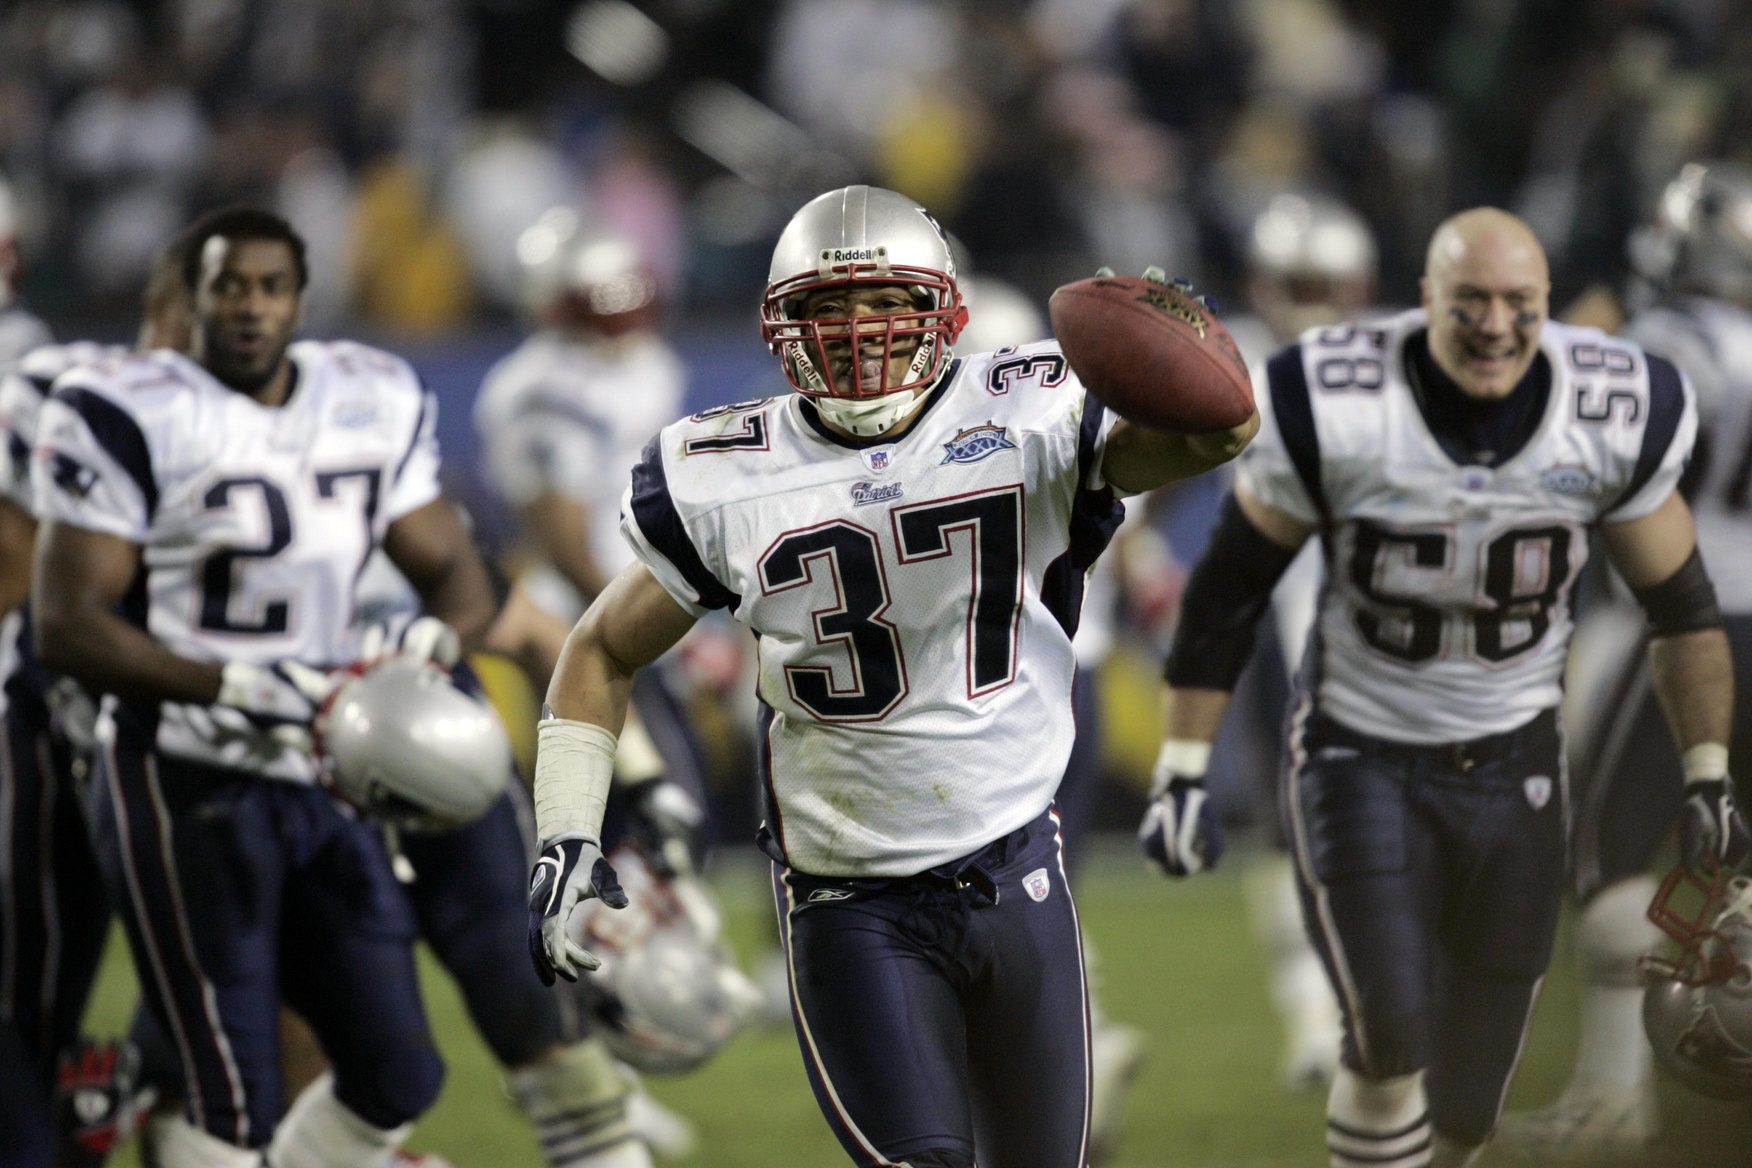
left=81, top=837, right=1747, bottom=1168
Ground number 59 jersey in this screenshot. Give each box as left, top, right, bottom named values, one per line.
left=31, top=341, right=441, bottom=781
left=1240, top=310, right=1694, bottom=745
left=622, top=343, right=1124, bottom=878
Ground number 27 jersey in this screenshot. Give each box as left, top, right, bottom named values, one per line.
left=31, top=341, right=440, bottom=781
left=622, top=343, right=1123, bottom=878
left=1240, top=311, right=1694, bottom=745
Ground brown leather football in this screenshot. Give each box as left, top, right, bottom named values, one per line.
left=1048, top=276, right=1254, bottom=432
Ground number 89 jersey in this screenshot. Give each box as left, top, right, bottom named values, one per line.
left=621, top=343, right=1124, bottom=878
left=1240, top=310, right=1694, bottom=745
left=31, top=341, right=440, bottom=781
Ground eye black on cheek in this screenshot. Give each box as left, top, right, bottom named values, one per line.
left=1448, top=305, right=1476, bottom=328
left=1514, top=311, right=1539, bottom=329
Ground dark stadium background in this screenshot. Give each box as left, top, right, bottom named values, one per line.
left=9, top=0, right=1752, bottom=1163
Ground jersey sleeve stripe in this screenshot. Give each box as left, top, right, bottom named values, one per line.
left=55, top=386, right=158, bottom=518
left=1609, top=353, right=1686, bottom=515
left=393, top=390, right=435, bottom=486
left=1267, top=344, right=1327, bottom=519
left=627, top=435, right=740, bottom=611
left=1040, top=393, right=1125, bottom=636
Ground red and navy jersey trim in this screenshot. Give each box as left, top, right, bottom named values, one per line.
left=53, top=385, right=158, bottom=520
left=628, top=435, right=741, bottom=611
left=1609, top=352, right=1686, bottom=515
left=1040, top=394, right=1123, bottom=637
left=1267, top=344, right=1326, bottom=520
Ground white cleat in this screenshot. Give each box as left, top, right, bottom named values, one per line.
left=1494, top=1089, right=1656, bottom=1162
left=626, top=1087, right=698, bottom=1161
left=1088, top=1020, right=1146, bottom=1164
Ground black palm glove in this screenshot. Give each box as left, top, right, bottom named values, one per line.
left=1680, top=777, right=1752, bottom=874
left=527, top=834, right=628, bottom=986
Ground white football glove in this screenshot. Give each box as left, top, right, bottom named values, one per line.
left=216, top=660, right=337, bottom=751
left=527, top=833, right=628, bottom=985
left=1138, top=739, right=1222, bottom=878
left=357, top=616, right=462, bottom=669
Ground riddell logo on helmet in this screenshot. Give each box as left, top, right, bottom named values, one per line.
left=823, top=247, right=885, bottom=265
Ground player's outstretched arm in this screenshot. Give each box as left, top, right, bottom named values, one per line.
left=1602, top=491, right=1747, bottom=871
left=33, top=520, right=226, bottom=703
left=1101, top=409, right=1260, bottom=496
left=1142, top=485, right=1314, bottom=876
left=528, top=562, right=698, bottom=984
left=384, top=498, right=499, bottom=654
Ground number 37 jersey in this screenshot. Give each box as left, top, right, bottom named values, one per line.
left=31, top=341, right=441, bottom=781
left=1240, top=311, right=1694, bottom=745
left=623, top=343, right=1124, bottom=878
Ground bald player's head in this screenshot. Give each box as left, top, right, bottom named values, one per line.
left=1421, top=207, right=1550, bottom=399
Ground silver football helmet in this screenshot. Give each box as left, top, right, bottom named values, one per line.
left=319, top=659, right=511, bottom=830
left=516, top=207, right=659, bottom=334
left=1636, top=161, right=1752, bottom=306
left=1247, top=193, right=1377, bottom=341
left=1642, top=864, right=1752, bottom=1099
left=566, top=847, right=760, bottom=1074
left=760, top=185, right=968, bottom=402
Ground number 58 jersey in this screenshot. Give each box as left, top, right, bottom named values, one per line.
left=1240, top=310, right=1695, bottom=745
left=31, top=341, right=441, bottom=781
left=622, top=344, right=1124, bottom=878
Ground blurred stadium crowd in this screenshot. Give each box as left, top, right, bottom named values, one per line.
left=4, top=0, right=1752, bottom=338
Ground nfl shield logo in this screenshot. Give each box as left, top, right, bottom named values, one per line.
left=1524, top=776, right=1553, bottom=811
left=1023, top=868, right=1051, bottom=903
left=862, top=446, right=895, bottom=475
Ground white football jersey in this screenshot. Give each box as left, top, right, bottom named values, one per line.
left=1624, top=297, right=1752, bottom=615
left=0, top=306, right=52, bottom=374
left=474, top=330, right=685, bottom=606
left=32, top=340, right=441, bottom=781
left=1240, top=310, right=1693, bottom=744
left=622, top=342, right=1123, bottom=877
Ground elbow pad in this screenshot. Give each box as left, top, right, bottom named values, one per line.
left=1632, top=547, right=1722, bottom=638
left=1164, top=494, right=1301, bottom=690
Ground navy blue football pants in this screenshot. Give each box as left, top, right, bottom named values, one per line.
left=89, top=711, right=443, bottom=1148
left=773, top=807, right=1091, bottom=1168
left=1286, top=706, right=1565, bottom=1146
left=0, top=682, right=110, bottom=1168
left=400, top=785, right=570, bottom=1067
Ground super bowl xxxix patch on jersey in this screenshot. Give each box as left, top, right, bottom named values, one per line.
left=1240, top=311, right=1694, bottom=745
left=621, top=341, right=1124, bottom=878
left=30, top=340, right=441, bottom=782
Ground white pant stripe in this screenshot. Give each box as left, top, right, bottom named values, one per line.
left=774, top=869, right=900, bottom=1167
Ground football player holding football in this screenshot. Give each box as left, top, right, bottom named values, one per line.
left=528, top=184, right=1255, bottom=1167
left=1142, top=207, right=1748, bottom=1168
left=1499, top=159, right=1752, bottom=1158
left=28, top=207, right=499, bottom=1168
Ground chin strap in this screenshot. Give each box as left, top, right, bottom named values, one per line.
left=814, top=388, right=921, bottom=437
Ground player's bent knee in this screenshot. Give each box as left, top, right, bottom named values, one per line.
left=1327, top=1067, right=1431, bottom=1168
left=1576, top=876, right=1662, bottom=986
left=151, top=1114, right=265, bottom=1168
left=332, top=1042, right=444, bottom=1130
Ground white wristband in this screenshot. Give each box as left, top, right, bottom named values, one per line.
left=1153, top=738, right=1212, bottom=781
left=534, top=717, right=618, bottom=844
left=1683, top=743, right=1730, bottom=784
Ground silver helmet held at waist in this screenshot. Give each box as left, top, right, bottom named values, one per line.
left=1642, top=864, right=1752, bottom=1100
left=319, top=658, right=511, bottom=830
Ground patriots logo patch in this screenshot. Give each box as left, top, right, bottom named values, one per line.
left=851, top=480, right=904, bottom=507
left=940, top=423, right=1016, bottom=465
left=48, top=452, right=98, bottom=500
